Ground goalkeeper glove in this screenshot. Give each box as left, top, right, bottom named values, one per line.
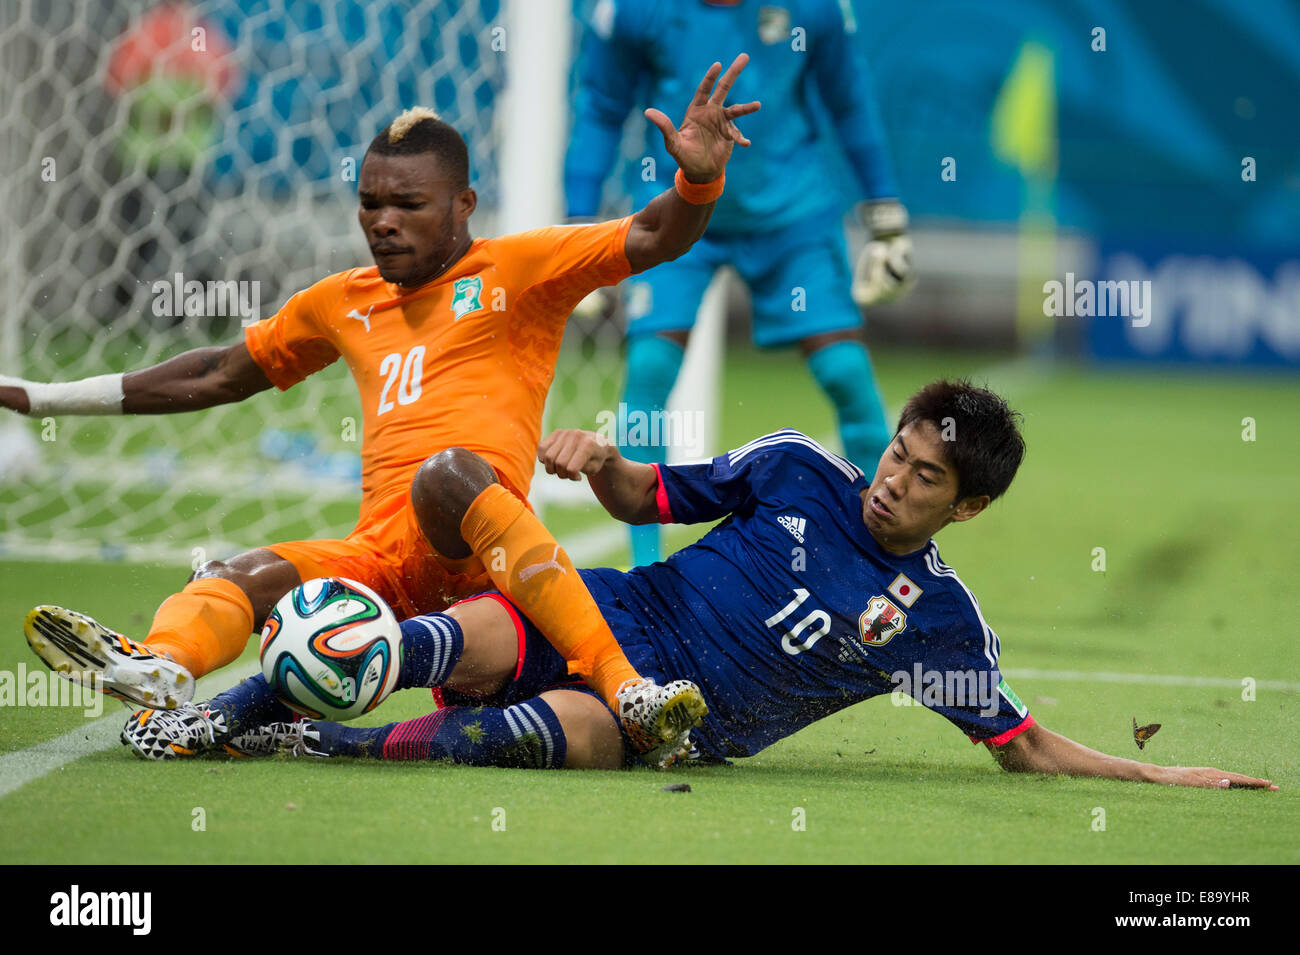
left=851, top=199, right=915, bottom=307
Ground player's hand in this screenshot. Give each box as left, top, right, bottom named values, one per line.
left=538, top=429, right=617, bottom=481
left=0, top=378, right=33, bottom=415
left=852, top=199, right=916, bottom=307
left=1150, top=765, right=1278, bottom=791
left=645, top=53, right=760, bottom=184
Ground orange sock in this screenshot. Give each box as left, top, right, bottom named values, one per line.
left=460, top=483, right=641, bottom=706
left=144, top=578, right=256, bottom=679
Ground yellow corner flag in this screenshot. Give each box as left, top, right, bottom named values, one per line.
left=992, top=40, right=1059, bottom=350
left=991, top=40, right=1057, bottom=178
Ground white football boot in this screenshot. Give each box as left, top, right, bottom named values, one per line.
left=122, top=703, right=308, bottom=760
left=269, top=720, right=328, bottom=758
left=225, top=721, right=316, bottom=758
left=25, top=605, right=194, bottom=709
left=122, top=702, right=228, bottom=760
left=616, top=678, right=709, bottom=770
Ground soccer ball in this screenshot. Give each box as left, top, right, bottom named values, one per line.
left=259, top=577, right=401, bottom=721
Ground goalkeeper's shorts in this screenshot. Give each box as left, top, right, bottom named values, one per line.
left=623, top=211, right=862, bottom=348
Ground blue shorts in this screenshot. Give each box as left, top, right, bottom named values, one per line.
left=623, top=211, right=861, bottom=347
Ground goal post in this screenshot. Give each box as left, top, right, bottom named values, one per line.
left=527, top=0, right=725, bottom=519
left=499, top=0, right=568, bottom=236
left=666, top=269, right=726, bottom=466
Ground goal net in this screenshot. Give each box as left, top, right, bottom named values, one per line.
left=0, top=0, right=644, bottom=566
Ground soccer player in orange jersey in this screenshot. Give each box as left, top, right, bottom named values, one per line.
left=4, top=55, right=761, bottom=765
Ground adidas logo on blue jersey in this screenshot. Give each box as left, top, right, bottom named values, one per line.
left=778, top=514, right=806, bottom=543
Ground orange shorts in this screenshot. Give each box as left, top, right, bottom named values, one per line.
left=266, top=487, right=493, bottom=620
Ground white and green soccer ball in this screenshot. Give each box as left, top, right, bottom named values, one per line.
left=259, top=577, right=401, bottom=721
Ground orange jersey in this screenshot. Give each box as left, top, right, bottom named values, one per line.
left=245, top=216, right=634, bottom=525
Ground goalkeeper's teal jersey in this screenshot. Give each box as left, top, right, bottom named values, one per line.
left=565, top=0, right=900, bottom=233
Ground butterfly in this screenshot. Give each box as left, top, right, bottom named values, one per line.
left=1132, top=717, right=1161, bottom=750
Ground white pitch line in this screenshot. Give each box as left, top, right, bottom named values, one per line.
left=0, top=525, right=626, bottom=802
left=0, top=709, right=126, bottom=799
left=0, top=663, right=259, bottom=801
left=1002, top=667, right=1300, bottom=693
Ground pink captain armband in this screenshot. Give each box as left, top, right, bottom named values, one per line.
left=651, top=463, right=674, bottom=523
left=969, top=713, right=1036, bottom=747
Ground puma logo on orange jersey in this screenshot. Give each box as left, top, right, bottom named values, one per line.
left=347, top=306, right=375, bottom=332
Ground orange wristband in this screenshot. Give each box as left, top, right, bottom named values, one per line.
left=674, top=168, right=725, bottom=204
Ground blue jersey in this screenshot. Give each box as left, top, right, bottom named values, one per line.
left=565, top=0, right=899, bottom=233
left=578, top=430, right=1033, bottom=758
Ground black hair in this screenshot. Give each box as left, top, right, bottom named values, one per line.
left=366, top=108, right=470, bottom=189
left=896, top=379, right=1026, bottom=502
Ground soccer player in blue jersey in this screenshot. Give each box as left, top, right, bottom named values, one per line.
left=123, top=380, right=1276, bottom=791
left=565, top=0, right=914, bottom=567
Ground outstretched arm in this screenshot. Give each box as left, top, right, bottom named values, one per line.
left=993, top=722, right=1277, bottom=790
left=122, top=342, right=274, bottom=412
left=538, top=429, right=659, bottom=525
left=623, top=54, right=760, bottom=274
left=0, top=341, right=273, bottom=416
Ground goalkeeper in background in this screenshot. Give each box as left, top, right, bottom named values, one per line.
left=566, top=0, right=914, bottom=566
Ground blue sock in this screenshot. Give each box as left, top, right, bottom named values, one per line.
left=628, top=522, right=661, bottom=568
left=806, top=340, right=892, bottom=472
left=206, top=673, right=294, bottom=735
left=622, top=335, right=685, bottom=566
left=396, top=612, right=464, bottom=690
left=312, top=698, right=567, bottom=769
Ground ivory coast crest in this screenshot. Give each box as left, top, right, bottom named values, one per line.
left=451, top=275, right=484, bottom=320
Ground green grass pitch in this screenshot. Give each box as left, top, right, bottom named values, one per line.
left=1, top=346, right=1297, bottom=863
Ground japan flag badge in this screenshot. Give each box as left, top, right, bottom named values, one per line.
left=888, top=573, right=921, bottom=608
